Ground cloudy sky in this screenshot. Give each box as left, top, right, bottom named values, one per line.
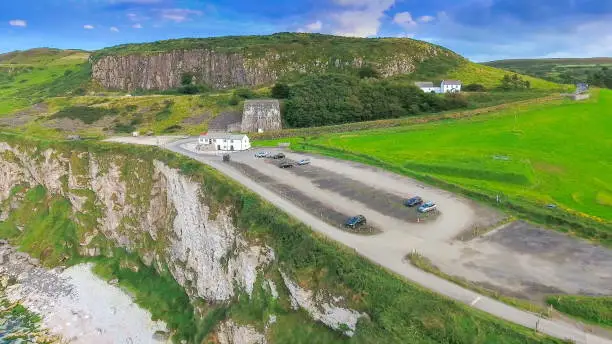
left=1, top=0, right=611, bottom=61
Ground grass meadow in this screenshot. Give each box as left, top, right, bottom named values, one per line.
left=546, top=295, right=612, bottom=328
left=256, top=89, right=612, bottom=224
left=0, top=49, right=90, bottom=114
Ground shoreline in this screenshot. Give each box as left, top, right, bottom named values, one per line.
left=0, top=242, right=169, bottom=344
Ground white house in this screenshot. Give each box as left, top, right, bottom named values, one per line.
left=198, top=133, right=251, bottom=151
left=414, top=82, right=441, bottom=94
left=441, top=80, right=462, bottom=93
left=415, top=80, right=462, bottom=94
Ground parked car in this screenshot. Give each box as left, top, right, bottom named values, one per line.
left=271, top=153, right=285, bottom=159
left=279, top=162, right=294, bottom=169
left=404, top=196, right=423, bottom=207
left=418, top=201, right=437, bottom=213
left=254, top=151, right=270, bottom=158
left=297, top=159, right=311, bottom=165
left=344, top=215, right=366, bottom=229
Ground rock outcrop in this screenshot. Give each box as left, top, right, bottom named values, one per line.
left=280, top=271, right=366, bottom=337
left=0, top=140, right=368, bottom=340
left=91, top=35, right=456, bottom=91
left=217, top=320, right=267, bottom=344
left=241, top=100, right=282, bottom=133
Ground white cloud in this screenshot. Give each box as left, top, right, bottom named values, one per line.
left=132, top=23, right=143, bottom=29
left=110, top=26, right=120, bottom=32
left=83, top=24, right=95, bottom=30
left=9, top=20, right=27, bottom=27
left=298, top=20, right=323, bottom=33
left=418, top=15, right=435, bottom=23
left=393, top=12, right=417, bottom=28
left=127, top=13, right=138, bottom=21
left=415, top=11, right=612, bottom=61
left=159, top=8, right=203, bottom=23
left=329, top=0, right=396, bottom=37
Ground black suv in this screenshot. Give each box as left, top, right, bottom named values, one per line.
left=344, top=215, right=366, bottom=229
left=272, top=153, right=285, bottom=159
left=404, top=196, right=423, bottom=207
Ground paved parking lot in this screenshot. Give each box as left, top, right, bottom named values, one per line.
left=112, top=136, right=612, bottom=310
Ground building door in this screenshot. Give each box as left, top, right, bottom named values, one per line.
left=217, top=145, right=220, bottom=150
left=231, top=145, right=234, bottom=151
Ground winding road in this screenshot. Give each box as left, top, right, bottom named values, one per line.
left=145, top=137, right=610, bottom=344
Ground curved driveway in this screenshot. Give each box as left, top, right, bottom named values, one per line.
left=163, top=138, right=610, bottom=344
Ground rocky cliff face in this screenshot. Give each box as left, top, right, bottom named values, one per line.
left=92, top=45, right=451, bottom=91
left=0, top=141, right=366, bottom=342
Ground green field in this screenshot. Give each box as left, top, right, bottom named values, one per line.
left=256, top=89, right=612, bottom=227
left=484, top=58, right=612, bottom=86
left=547, top=295, right=612, bottom=328
left=0, top=48, right=90, bottom=114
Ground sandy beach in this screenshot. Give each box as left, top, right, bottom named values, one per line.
left=1, top=246, right=169, bottom=344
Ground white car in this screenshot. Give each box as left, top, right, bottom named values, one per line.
left=254, top=151, right=270, bottom=158
left=418, top=201, right=437, bottom=213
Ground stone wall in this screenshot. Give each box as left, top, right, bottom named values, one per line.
left=241, top=100, right=282, bottom=133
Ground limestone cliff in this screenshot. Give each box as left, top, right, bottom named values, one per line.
left=91, top=33, right=458, bottom=91
left=0, top=140, right=366, bottom=342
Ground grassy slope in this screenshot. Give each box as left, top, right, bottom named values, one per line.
left=256, top=89, right=612, bottom=224
left=0, top=35, right=563, bottom=139
left=547, top=295, right=612, bottom=328
left=0, top=133, right=567, bottom=344
left=448, top=62, right=564, bottom=90
left=0, top=49, right=90, bottom=114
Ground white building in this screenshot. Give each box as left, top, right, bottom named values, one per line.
left=414, top=82, right=440, bottom=94
left=198, top=133, right=251, bottom=151
left=441, top=80, right=462, bottom=93
left=415, top=80, right=462, bottom=94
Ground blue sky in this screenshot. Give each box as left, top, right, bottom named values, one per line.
left=1, top=0, right=611, bottom=61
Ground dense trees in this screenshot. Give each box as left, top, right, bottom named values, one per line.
left=588, top=67, right=612, bottom=89
left=500, top=74, right=531, bottom=90
left=271, top=83, right=290, bottom=99
left=283, top=74, right=469, bottom=128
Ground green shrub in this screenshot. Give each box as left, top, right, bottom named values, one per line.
left=50, top=106, right=118, bottom=124
left=113, top=123, right=136, bottom=133
left=547, top=295, right=612, bottom=327
left=464, top=83, right=486, bottom=92
left=358, top=65, right=380, bottom=79
left=234, top=88, right=255, bottom=99
left=271, top=83, right=290, bottom=99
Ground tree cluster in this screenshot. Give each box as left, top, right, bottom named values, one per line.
left=499, top=74, right=531, bottom=90
left=587, top=67, right=612, bottom=89
left=281, top=74, right=469, bottom=128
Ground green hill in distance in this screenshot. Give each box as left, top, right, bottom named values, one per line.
left=484, top=57, right=612, bottom=86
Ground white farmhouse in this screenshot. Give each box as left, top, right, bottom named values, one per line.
left=441, top=80, right=462, bottom=93
left=198, top=133, right=251, bottom=151
left=414, top=82, right=440, bottom=94
left=415, top=80, right=462, bottom=94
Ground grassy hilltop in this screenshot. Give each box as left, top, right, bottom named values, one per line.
left=0, top=33, right=564, bottom=140
left=0, top=48, right=90, bottom=114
